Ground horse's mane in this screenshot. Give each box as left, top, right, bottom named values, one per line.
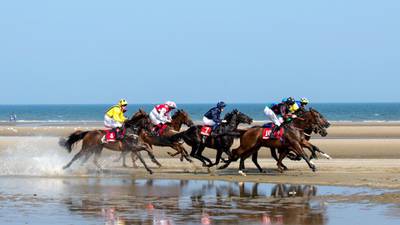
left=224, top=109, right=238, bottom=121
left=127, top=109, right=148, bottom=125
left=171, top=109, right=183, bottom=119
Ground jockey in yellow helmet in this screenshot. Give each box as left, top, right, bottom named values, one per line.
left=103, top=99, right=128, bottom=142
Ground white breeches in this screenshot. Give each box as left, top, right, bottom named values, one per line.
left=150, top=111, right=163, bottom=125
left=104, top=115, right=123, bottom=128
left=203, top=116, right=216, bottom=126
left=264, top=107, right=282, bottom=126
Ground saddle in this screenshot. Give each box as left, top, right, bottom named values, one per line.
left=153, top=124, right=168, bottom=136
left=104, top=127, right=126, bottom=143
left=200, top=126, right=212, bottom=136
left=262, top=123, right=284, bottom=140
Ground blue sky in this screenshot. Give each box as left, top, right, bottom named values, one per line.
left=0, top=0, right=399, bottom=104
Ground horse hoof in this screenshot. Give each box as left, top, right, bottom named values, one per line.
left=238, top=170, right=247, bottom=177
left=62, top=166, right=68, bottom=170
left=148, top=170, right=153, bottom=174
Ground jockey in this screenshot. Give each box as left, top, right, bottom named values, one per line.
left=104, top=99, right=128, bottom=141
left=267, top=97, right=295, bottom=138
left=297, top=97, right=309, bottom=111
left=150, top=101, right=177, bottom=135
left=271, top=97, right=294, bottom=121
left=203, top=101, right=226, bottom=131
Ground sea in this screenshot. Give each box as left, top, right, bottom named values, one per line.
left=0, top=103, right=399, bottom=124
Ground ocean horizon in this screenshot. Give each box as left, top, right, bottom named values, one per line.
left=1, top=103, right=400, bottom=124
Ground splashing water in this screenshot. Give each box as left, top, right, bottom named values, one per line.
left=0, top=137, right=70, bottom=176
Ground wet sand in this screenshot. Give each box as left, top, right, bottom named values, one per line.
left=1, top=177, right=399, bottom=225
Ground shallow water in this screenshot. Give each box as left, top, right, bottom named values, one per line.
left=0, top=177, right=399, bottom=225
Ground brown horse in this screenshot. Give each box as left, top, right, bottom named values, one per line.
left=236, top=108, right=331, bottom=173
left=268, top=108, right=331, bottom=170
left=218, top=122, right=317, bottom=176
left=59, top=109, right=160, bottom=174
left=118, top=109, right=195, bottom=166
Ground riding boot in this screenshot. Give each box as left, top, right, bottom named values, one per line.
left=211, top=124, right=220, bottom=137
left=270, top=125, right=280, bottom=139
left=115, top=128, right=121, bottom=140
left=201, top=135, right=207, bottom=144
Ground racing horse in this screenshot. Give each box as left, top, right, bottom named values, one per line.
left=218, top=121, right=319, bottom=176
left=59, top=109, right=160, bottom=174
left=118, top=109, right=195, bottom=167
left=171, top=109, right=253, bottom=167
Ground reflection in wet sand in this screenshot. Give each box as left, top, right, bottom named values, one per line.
left=61, top=179, right=325, bottom=225
left=1, top=178, right=399, bottom=225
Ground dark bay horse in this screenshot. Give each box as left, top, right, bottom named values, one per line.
left=218, top=122, right=317, bottom=176
left=59, top=109, right=160, bottom=174
left=118, top=109, right=195, bottom=166
left=172, top=109, right=253, bottom=167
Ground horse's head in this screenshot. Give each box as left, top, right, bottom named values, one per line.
left=172, top=109, right=194, bottom=127
left=310, top=108, right=330, bottom=128
left=224, top=109, right=253, bottom=126
left=307, top=108, right=330, bottom=137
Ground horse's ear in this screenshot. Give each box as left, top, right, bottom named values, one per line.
left=233, top=109, right=238, bottom=113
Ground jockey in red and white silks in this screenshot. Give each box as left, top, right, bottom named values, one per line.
left=150, top=101, right=177, bottom=125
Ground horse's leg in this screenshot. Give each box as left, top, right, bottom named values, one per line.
left=252, top=150, right=264, bottom=173
left=140, top=144, right=162, bottom=168
left=238, top=157, right=247, bottom=176
left=277, top=148, right=289, bottom=171
left=93, top=147, right=104, bottom=171
left=311, top=144, right=332, bottom=159
left=196, top=145, right=212, bottom=167
left=294, top=142, right=316, bottom=172
left=130, top=152, right=139, bottom=168
left=177, top=145, right=192, bottom=163
left=270, top=147, right=279, bottom=162
left=168, top=144, right=186, bottom=162
left=302, top=142, right=317, bottom=160
left=80, top=150, right=94, bottom=166
left=134, top=151, right=153, bottom=174
left=121, top=150, right=132, bottom=167
left=210, top=148, right=224, bottom=167
left=277, top=150, right=288, bottom=173
left=63, top=149, right=86, bottom=169
left=190, top=144, right=209, bottom=166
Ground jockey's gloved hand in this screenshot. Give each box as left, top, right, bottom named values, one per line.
left=222, top=120, right=227, bottom=123
left=292, top=115, right=298, bottom=118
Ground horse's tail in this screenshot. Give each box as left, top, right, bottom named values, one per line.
left=59, top=131, right=90, bottom=153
